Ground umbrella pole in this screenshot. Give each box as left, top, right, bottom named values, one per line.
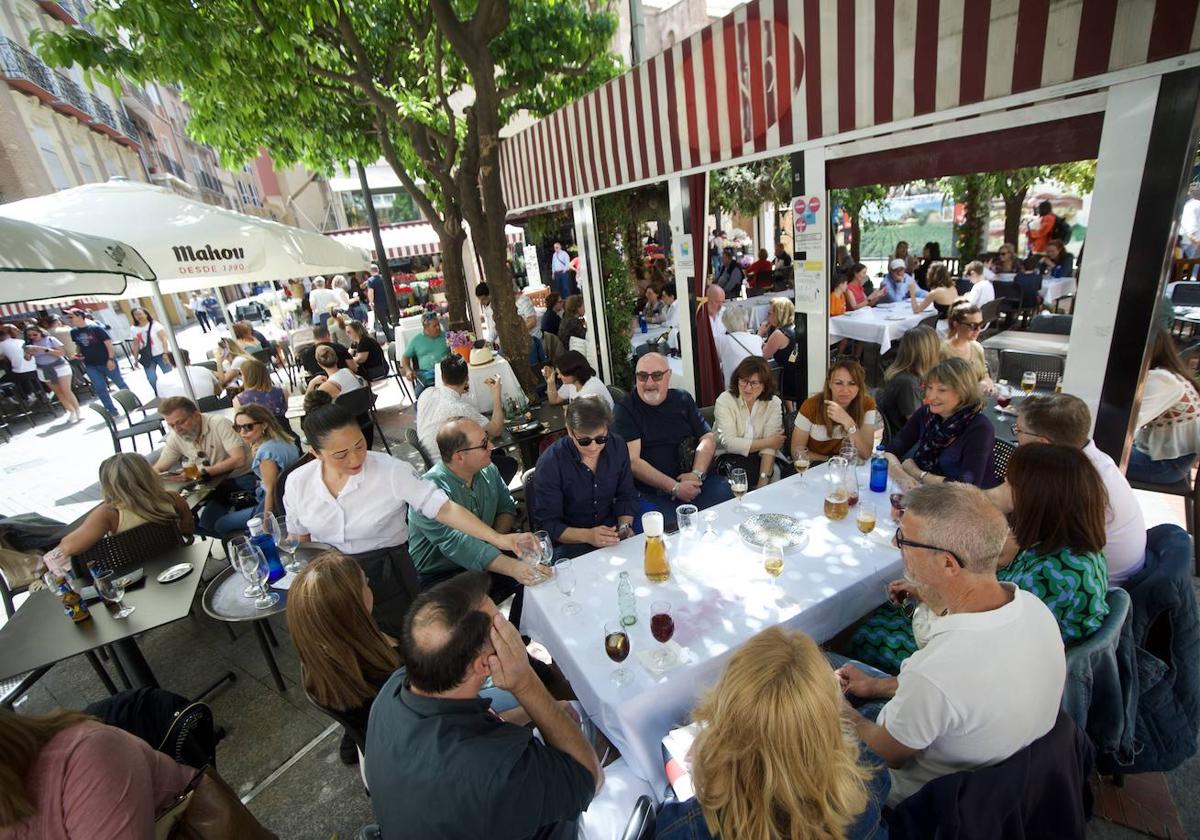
left=150, top=282, right=195, bottom=403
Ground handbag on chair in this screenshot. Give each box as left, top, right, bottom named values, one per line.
left=156, top=766, right=278, bottom=840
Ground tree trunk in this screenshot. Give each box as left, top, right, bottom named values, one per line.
left=957, top=176, right=988, bottom=260
left=1002, top=187, right=1028, bottom=248
left=845, top=201, right=864, bottom=263
left=436, top=222, right=471, bottom=330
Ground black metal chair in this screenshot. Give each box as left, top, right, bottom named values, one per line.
left=73, top=521, right=187, bottom=580
left=274, top=451, right=316, bottom=517
left=336, top=387, right=391, bottom=454
left=620, top=795, right=656, bottom=840
left=993, top=279, right=1023, bottom=326
left=112, top=389, right=163, bottom=428
left=990, top=438, right=1016, bottom=486
left=997, top=350, right=1064, bottom=389
left=1170, top=282, right=1200, bottom=305
left=404, top=427, right=434, bottom=470
left=1028, top=313, right=1073, bottom=335
left=90, top=404, right=163, bottom=453
left=918, top=313, right=940, bottom=331
left=386, top=343, right=416, bottom=406
left=196, top=394, right=233, bottom=413
left=521, top=467, right=538, bottom=532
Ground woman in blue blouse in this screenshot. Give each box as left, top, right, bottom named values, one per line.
left=197, top=404, right=300, bottom=537
left=884, top=357, right=996, bottom=489
left=531, top=398, right=639, bottom=560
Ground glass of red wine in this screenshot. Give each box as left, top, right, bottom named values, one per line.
left=650, top=600, right=675, bottom=668
left=604, top=619, right=632, bottom=686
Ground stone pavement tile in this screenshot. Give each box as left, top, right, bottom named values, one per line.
left=243, top=727, right=376, bottom=840
left=1093, top=773, right=1186, bottom=839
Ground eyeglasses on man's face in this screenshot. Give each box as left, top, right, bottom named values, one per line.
left=456, top=437, right=493, bottom=455
left=893, top=527, right=966, bottom=568
left=635, top=370, right=668, bottom=383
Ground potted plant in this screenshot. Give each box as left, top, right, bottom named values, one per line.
left=447, top=330, right=475, bottom=362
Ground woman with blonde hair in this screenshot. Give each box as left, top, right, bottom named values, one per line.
left=232, top=358, right=287, bottom=416
left=46, top=453, right=194, bottom=565
left=214, top=336, right=253, bottom=389
left=790, top=360, right=878, bottom=463
left=941, top=302, right=995, bottom=392
left=884, top=356, right=995, bottom=488
left=0, top=707, right=196, bottom=839
left=197, top=403, right=300, bottom=536
left=877, top=325, right=941, bottom=432
left=656, top=627, right=888, bottom=840
left=759, top=296, right=802, bottom=405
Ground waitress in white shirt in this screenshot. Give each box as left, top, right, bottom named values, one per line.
left=542, top=350, right=614, bottom=409
left=283, top=404, right=536, bottom=636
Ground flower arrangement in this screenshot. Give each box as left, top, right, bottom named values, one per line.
left=395, top=285, right=414, bottom=295
left=400, top=305, right=425, bottom=317
left=446, top=330, right=475, bottom=349
left=429, top=277, right=445, bottom=289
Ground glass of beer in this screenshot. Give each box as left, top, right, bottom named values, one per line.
left=1021, top=371, right=1037, bottom=394
left=642, top=511, right=670, bottom=582
left=857, top=501, right=877, bottom=535
left=763, top=542, right=784, bottom=593
left=182, top=458, right=200, bottom=481
left=1055, top=375, right=1063, bottom=394
left=729, top=467, right=749, bottom=513
left=793, top=447, right=810, bottom=482
left=604, top=619, right=632, bottom=686
left=824, top=457, right=850, bottom=520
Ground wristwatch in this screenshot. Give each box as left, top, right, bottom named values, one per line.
left=199, top=468, right=210, bottom=481
left=845, top=424, right=859, bottom=436
left=670, top=482, right=679, bottom=499
left=617, top=522, right=634, bottom=537
left=692, top=470, right=706, bottom=482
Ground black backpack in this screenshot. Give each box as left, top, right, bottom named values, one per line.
left=1051, top=215, right=1072, bottom=243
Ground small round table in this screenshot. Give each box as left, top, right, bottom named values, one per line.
left=202, top=566, right=289, bottom=691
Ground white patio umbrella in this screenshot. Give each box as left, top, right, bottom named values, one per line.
left=0, top=178, right=369, bottom=401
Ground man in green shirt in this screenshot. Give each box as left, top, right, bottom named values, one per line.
left=401, top=312, right=450, bottom=389
left=408, top=417, right=539, bottom=624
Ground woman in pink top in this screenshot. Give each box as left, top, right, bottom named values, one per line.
left=0, top=709, right=194, bottom=839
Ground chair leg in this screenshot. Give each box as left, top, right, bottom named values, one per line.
left=262, top=619, right=279, bottom=648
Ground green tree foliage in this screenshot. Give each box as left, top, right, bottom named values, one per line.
left=832, top=186, right=889, bottom=263
left=35, top=0, right=620, bottom=393
left=710, top=158, right=791, bottom=222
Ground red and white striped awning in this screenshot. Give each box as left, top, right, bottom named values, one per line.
left=325, top=221, right=526, bottom=261
left=0, top=296, right=103, bottom=318
left=499, top=0, right=1200, bottom=213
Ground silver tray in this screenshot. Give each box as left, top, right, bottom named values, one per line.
left=737, top=513, right=808, bottom=551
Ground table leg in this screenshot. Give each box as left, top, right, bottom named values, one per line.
left=111, top=638, right=159, bottom=688
left=84, top=650, right=118, bottom=695
left=254, top=620, right=286, bottom=692
left=262, top=619, right=279, bottom=648
left=105, top=645, right=133, bottom=689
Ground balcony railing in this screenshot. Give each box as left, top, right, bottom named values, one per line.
left=153, top=152, right=185, bottom=180
left=196, top=170, right=225, bottom=195
left=52, top=70, right=93, bottom=118
left=118, top=107, right=139, bottom=143
left=89, top=94, right=117, bottom=131
left=0, top=36, right=60, bottom=101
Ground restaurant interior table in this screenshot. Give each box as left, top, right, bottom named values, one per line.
left=730, top=287, right=793, bottom=330
left=0, top=541, right=209, bottom=690
left=981, top=331, right=1070, bottom=374
left=828, top=301, right=929, bottom=355
left=433, top=354, right=524, bottom=414
left=520, top=461, right=902, bottom=792
left=1041, top=276, right=1076, bottom=306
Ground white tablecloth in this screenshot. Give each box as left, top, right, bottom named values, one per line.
left=828, top=301, right=929, bottom=354
left=729, top=288, right=793, bottom=330
left=1041, top=276, right=1076, bottom=303
left=521, top=462, right=902, bottom=792
left=433, top=355, right=524, bottom=414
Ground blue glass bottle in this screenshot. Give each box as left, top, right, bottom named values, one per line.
left=869, top=444, right=889, bottom=493
left=247, top=517, right=286, bottom=583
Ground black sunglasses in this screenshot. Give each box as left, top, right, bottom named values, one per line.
left=894, top=527, right=966, bottom=568
left=635, top=370, right=667, bottom=382
left=572, top=432, right=609, bottom=447
left=232, top=421, right=263, bottom=433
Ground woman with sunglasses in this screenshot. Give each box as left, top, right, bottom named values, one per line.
left=941, top=302, right=996, bottom=393
left=284, top=404, right=536, bottom=636
left=532, top=398, right=638, bottom=560
left=196, top=403, right=300, bottom=537
left=22, top=324, right=81, bottom=422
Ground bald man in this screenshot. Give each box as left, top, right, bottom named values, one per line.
left=613, top=352, right=733, bottom=525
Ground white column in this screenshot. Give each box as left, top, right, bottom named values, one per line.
left=1063, top=77, right=1160, bottom=430
left=572, top=197, right=609, bottom=379
left=799, top=146, right=829, bottom=393
left=667, top=176, right=697, bottom=396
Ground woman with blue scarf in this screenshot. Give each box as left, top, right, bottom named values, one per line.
left=883, top=357, right=996, bottom=489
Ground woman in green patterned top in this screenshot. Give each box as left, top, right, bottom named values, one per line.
left=844, top=442, right=1110, bottom=673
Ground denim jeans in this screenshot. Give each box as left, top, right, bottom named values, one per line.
left=142, top=354, right=172, bottom=395
left=824, top=652, right=887, bottom=721
left=638, top=474, right=735, bottom=528
left=84, top=363, right=129, bottom=414
left=1126, top=447, right=1196, bottom=485
left=553, top=270, right=570, bottom=298
left=198, top=501, right=258, bottom=539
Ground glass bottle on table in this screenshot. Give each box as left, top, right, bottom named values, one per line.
left=642, top=511, right=670, bottom=583
left=617, top=571, right=637, bottom=626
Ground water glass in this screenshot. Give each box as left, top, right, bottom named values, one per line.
left=272, top=515, right=303, bottom=573
left=91, top=568, right=135, bottom=619
left=555, top=558, right=581, bottom=615
left=535, top=530, right=554, bottom=567
left=234, top=544, right=279, bottom=610
left=675, top=504, right=698, bottom=537
left=229, top=536, right=259, bottom=597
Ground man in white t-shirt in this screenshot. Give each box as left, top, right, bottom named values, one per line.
left=836, top=483, right=1065, bottom=805
left=154, top=349, right=220, bottom=400
left=987, top=393, right=1146, bottom=583
left=415, top=355, right=516, bottom=479
left=308, top=276, right=338, bottom=326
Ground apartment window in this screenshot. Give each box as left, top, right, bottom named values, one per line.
left=32, top=126, right=72, bottom=190
left=73, top=143, right=97, bottom=183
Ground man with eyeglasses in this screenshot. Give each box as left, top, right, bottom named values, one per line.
left=153, top=396, right=253, bottom=489
left=613, top=352, right=733, bottom=524
left=532, top=397, right=639, bottom=560
left=416, top=355, right=516, bottom=480
left=407, top=418, right=537, bottom=625
left=833, top=483, right=1065, bottom=805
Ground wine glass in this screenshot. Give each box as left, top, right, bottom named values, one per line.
left=793, top=447, right=811, bottom=482
left=535, top=530, right=554, bottom=568
left=556, top=558, right=581, bottom=616
left=234, top=544, right=279, bottom=610
left=269, top=514, right=302, bottom=574
left=729, top=467, right=749, bottom=513
left=762, top=543, right=784, bottom=592
left=604, top=619, right=632, bottom=686
left=229, top=536, right=259, bottom=597
left=650, top=600, right=675, bottom=668
left=856, top=501, right=878, bottom=535
left=91, top=568, right=135, bottom=619
left=701, top=509, right=719, bottom=536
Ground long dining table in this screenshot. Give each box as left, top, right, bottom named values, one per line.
left=520, top=461, right=903, bottom=793
left=828, top=301, right=930, bottom=355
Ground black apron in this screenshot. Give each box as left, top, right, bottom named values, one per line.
left=349, top=543, right=420, bottom=638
